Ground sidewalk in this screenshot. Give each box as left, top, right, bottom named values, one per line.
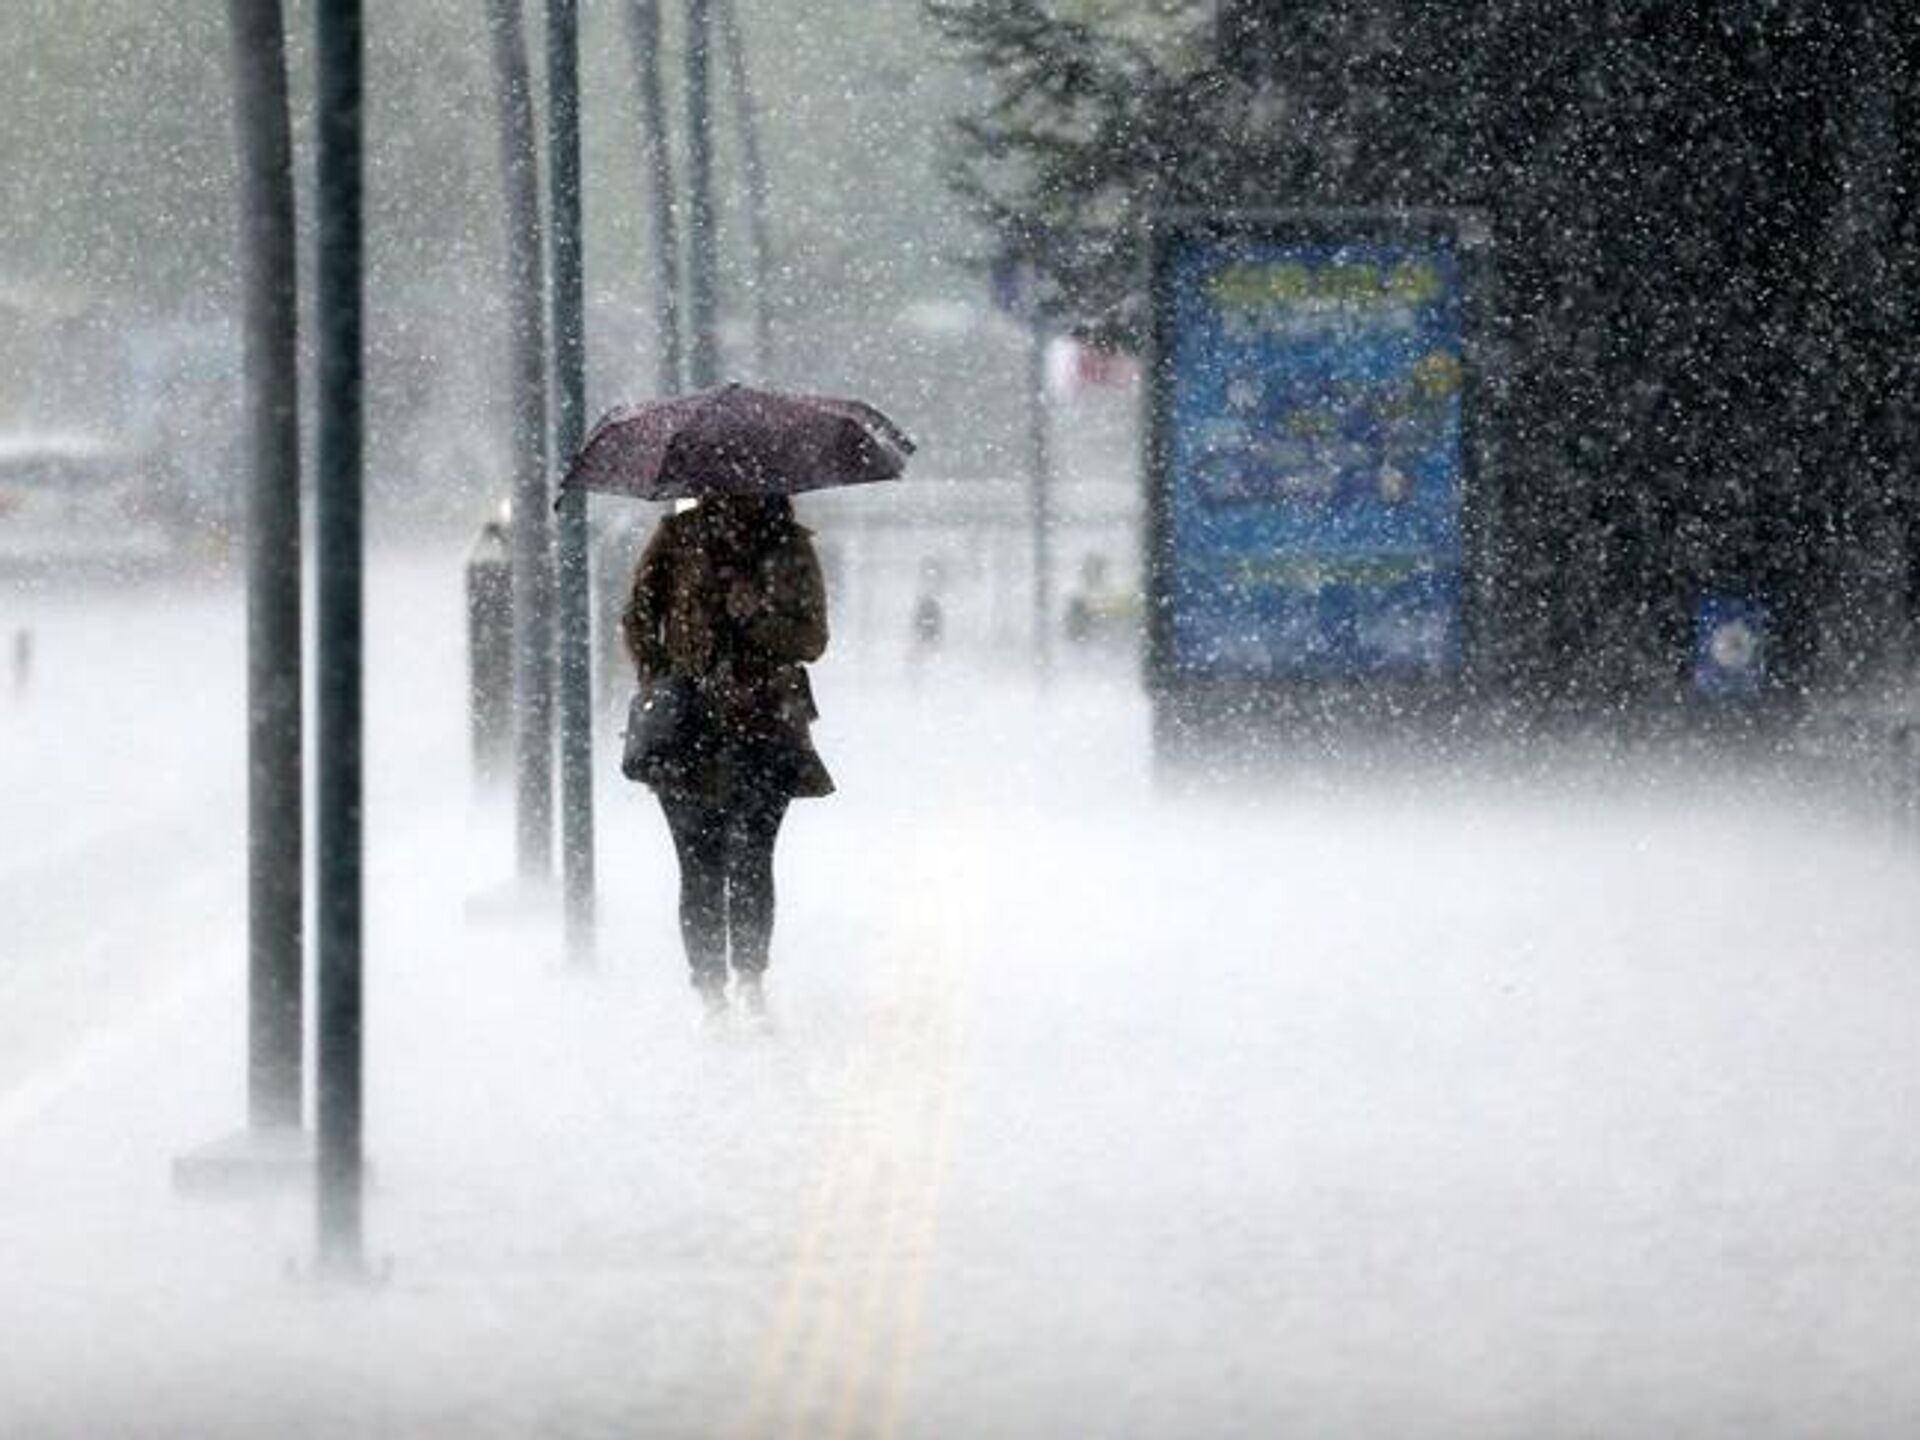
left=7, top=548, right=1920, bottom=1436
left=0, top=544, right=1122, bottom=1438
left=0, top=703, right=986, bottom=1437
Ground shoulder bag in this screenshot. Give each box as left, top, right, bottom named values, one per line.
left=621, top=674, right=702, bottom=784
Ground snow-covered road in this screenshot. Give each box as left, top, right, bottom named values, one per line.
left=4, top=544, right=1919, bottom=1437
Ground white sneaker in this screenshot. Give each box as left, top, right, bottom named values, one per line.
left=696, top=982, right=729, bottom=1035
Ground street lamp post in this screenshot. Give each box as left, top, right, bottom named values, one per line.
left=626, top=0, right=683, bottom=394
left=227, top=0, right=304, bottom=1136
left=685, top=0, right=719, bottom=388
left=716, top=0, right=772, bottom=377
left=314, top=0, right=367, bottom=1275
left=548, top=0, right=596, bottom=964
left=484, top=0, right=557, bottom=884
left=1028, top=308, right=1054, bottom=682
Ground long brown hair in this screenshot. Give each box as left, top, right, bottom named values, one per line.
left=698, top=494, right=795, bottom=558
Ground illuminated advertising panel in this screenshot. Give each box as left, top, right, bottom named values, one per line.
left=1150, top=219, right=1467, bottom=680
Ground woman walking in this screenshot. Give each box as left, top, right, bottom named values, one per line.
left=622, top=494, right=833, bottom=1024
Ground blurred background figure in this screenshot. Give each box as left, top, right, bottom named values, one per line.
left=910, top=552, right=946, bottom=663
left=1063, top=552, right=1136, bottom=652
left=10, top=626, right=32, bottom=698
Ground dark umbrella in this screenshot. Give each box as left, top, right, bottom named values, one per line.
left=558, top=382, right=914, bottom=502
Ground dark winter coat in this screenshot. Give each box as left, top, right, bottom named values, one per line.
left=621, top=503, right=834, bottom=801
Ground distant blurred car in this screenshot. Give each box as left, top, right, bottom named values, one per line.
left=0, top=433, right=175, bottom=574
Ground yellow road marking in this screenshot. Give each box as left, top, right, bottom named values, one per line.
left=782, top=1101, right=889, bottom=1435
left=874, top=974, right=965, bottom=1440
left=830, top=978, right=961, bottom=1440
left=735, top=1061, right=871, bottom=1439
left=735, top=824, right=978, bottom=1439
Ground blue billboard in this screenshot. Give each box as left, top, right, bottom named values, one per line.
left=1152, top=223, right=1467, bottom=679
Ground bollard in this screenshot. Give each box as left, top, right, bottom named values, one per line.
left=466, top=519, right=514, bottom=786
left=10, top=627, right=30, bottom=697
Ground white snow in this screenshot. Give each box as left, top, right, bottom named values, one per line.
left=3, top=543, right=1919, bottom=1437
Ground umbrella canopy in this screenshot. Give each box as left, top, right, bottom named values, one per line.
left=559, top=383, right=914, bottom=502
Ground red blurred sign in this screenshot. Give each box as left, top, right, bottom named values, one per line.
left=1045, top=335, right=1140, bottom=399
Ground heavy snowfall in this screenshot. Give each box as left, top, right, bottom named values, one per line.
left=5, top=546, right=1919, bottom=1436
left=6, top=1, right=1920, bottom=1436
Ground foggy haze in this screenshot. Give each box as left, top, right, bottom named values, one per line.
left=6, top=1, right=1920, bottom=1436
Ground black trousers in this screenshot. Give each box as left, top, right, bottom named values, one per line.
left=658, top=788, right=789, bottom=989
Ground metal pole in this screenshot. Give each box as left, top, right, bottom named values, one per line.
left=548, top=0, right=595, bottom=964
left=486, top=0, right=556, bottom=881
left=1028, top=312, right=1053, bottom=681
left=685, top=0, right=720, bottom=388
left=626, top=0, right=683, bottom=394
left=227, top=0, right=303, bottom=1133
left=716, top=0, right=772, bottom=378
left=314, top=0, right=366, bottom=1273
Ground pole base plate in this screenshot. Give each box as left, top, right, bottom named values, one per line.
left=172, top=1126, right=315, bottom=1198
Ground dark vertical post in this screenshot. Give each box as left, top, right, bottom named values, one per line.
left=227, top=0, right=303, bottom=1133
left=548, top=0, right=595, bottom=964
left=716, top=0, right=772, bottom=377
left=1028, top=310, right=1053, bottom=681
left=1143, top=221, right=1179, bottom=761
left=685, top=0, right=720, bottom=388
left=466, top=522, right=514, bottom=783
left=626, top=0, right=684, bottom=394
left=314, top=0, right=366, bottom=1272
left=485, top=0, right=556, bottom=881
